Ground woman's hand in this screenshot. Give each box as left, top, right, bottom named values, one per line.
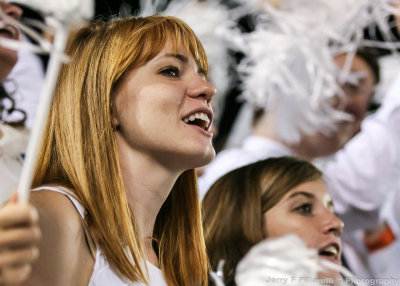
left=0, top=193, right=41, bottom=285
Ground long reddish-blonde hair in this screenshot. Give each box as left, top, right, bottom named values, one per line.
left=33, top=15, right=209, bottom=286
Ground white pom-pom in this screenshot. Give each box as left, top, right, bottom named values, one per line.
left=228, top=0, right=400, bottom=143
left=12, top=0, right=94, bottom=22
left=235, top=17, right=351, bottom=143
left=235, top=235, right=323, bottom=286
left=209, top=234, right=365, bottom=285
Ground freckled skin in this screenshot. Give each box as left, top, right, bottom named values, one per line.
left=112, top=41, right=216, bottom=171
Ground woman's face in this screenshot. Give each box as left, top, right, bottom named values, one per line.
left=296, top=53, right=375, bottom=159
left=334, top=53, right=375, bottom=136
left=0, top=1, right=22, bottom=81
left=263, top=179, right=343, bottom=266
left=113, top=41, right=216, bottom=171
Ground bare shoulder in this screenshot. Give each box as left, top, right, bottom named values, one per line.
left=30, top=190, right=82, bottom=224
left=25, top=190, right=94, bottom=286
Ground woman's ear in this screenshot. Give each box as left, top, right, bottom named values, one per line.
left=111, top=82, right=125, bottom=131
left=261, top=212, right=268, bottom=238
left=111, top=116, right=119, bottom=131
left=111, top=100, right=120, bottom=131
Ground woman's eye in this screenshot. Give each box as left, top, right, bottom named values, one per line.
left=160, top=66, right=180, bottom=77
left=343, top=83, right=360, bottom=95
left=295, top=203, right=313, bottom=215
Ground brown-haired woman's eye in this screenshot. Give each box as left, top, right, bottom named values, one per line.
left=295, top=203, right=313, bottom=216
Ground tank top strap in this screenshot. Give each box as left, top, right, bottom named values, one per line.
left=32, top=185, right=86, bottom=218
left=31, top=185, right=97, bottom=259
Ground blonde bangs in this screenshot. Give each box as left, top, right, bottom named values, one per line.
left=163, top=16, right=209, bottom=77
left=120, top=16, right=209, bottom=78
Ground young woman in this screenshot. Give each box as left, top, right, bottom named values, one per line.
left=27, top=15, right=215, bottom=285
left=202, top=156, right=343, bottom=285
left=0, top=1, right=41, bottom=285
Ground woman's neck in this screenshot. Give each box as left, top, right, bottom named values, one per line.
left=143, top=237, right=159, bottom=267
left=116, top=134, right=180, bottom=245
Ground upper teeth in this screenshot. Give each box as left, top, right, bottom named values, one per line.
left=183, top=112, right=210, bottom=126
left=320, top=245, right=338, bottom=257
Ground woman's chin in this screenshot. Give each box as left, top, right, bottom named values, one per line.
left=318, top=269, right=342, bottom=285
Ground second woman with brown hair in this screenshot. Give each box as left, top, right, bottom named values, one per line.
left=203, top=156, right=343, bottom=285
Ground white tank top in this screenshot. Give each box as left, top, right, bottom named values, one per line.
left=32, top=186, right=167, bottom=286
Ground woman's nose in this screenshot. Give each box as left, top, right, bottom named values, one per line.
left=322, top=211, right=343, bottom=237
left=187, top=75, right=216, bottom=104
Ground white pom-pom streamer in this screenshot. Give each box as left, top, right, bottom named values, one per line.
left=235, top=20, right=350, bottom=143
left=229, top=0, right=400, bottom=143
left=12, top=0, right=93, bottom=22
left=209, top=235, right=366, bottom=286
left=235, top=235, right=324, bottom=286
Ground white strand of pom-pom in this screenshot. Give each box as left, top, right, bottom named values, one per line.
left=209, top=235, right=367, bottom=286
left=225, top=0, right=400, bottom=143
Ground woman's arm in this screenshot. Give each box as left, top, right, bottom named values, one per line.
left=23, top=190, right=94, bottom=286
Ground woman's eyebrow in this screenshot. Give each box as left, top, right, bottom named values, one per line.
left=162, top=53, right=206, bottom=76
left=164, top=53, right=188, bottom=63
left=288, top=191, right=315, bottom=200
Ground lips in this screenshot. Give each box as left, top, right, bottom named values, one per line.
left=182, top=108, right=213, bottom=132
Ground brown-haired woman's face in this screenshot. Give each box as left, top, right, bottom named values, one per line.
left=112, top=40, right=216, bottom=170
left=0, top=1, right=22, bottom=81
left=263, top=179, right=343, bottom=266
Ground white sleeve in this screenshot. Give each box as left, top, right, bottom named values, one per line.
left=198, top=149, right=257, bottom=200
left=198, top=136, right=292, bottom=200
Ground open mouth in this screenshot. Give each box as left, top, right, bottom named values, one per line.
left=0, top=23, right=19, bottom=40
left=318, top=243, right=340, bottom=263
left=182, top=111, right=211, bottom=131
